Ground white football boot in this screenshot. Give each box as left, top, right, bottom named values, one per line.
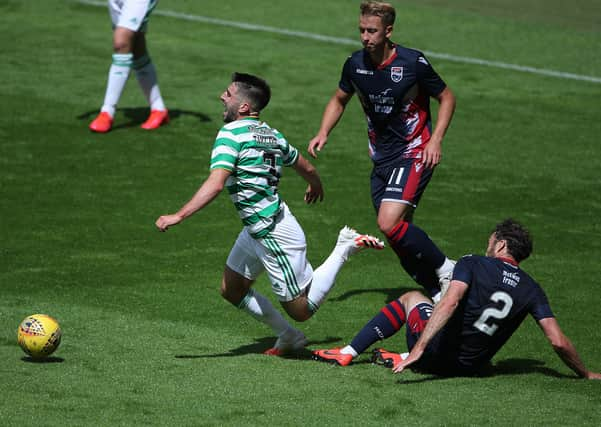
left=264, top=327, right=308, bottom=356
left=336, top=226, right=385, bottom=261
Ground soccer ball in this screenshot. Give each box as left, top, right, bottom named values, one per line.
left=17, top=314, right=62, bottom=359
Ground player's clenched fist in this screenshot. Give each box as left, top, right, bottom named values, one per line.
left=155, top=214, right=183, bottom=232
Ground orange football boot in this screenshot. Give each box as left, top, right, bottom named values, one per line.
left=264, top=328, right=307, bottom=356
left=312, top=348, right=353, bottom=366
left=89, top=112, right=113, bottom=133
left=141, top=109, right=169, bottom=130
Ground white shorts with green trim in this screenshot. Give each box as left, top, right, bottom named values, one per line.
left=226, top=203, right=314, bottom=302
left=109, top=0, right=158, bottom=32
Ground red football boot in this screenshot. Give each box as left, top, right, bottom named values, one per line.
left=312, top=348, right=354, bottom=366
left=141, top=109, right=169, bottom=130
left=264, top=328, right=307, bottom=356
left=89, top=112, right=113, bottom=133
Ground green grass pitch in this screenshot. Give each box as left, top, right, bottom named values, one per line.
left=1, top=0, right=600, bottom=425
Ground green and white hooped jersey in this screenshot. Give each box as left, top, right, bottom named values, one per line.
left=210, top=118, right=299, bottom=238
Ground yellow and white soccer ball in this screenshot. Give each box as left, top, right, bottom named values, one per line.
left=17, top=314, right=62, bottom=359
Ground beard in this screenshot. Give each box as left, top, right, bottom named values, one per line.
left=223, top=104, right=238, bottom=123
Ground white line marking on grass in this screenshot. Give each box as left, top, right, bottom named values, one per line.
left=78, top=0, right=601, bottom=84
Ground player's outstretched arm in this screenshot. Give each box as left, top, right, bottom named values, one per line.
left=155, top=168, right=231, bottom=231
left=308, top=89, right=353, bottom=158
left=292, top=154, right=324, bottom=204
left=538, top=317, right=601, bottom=379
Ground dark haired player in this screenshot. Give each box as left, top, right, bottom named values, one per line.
left=156, top=73, right=383, bottom=356
left=313, top=219, right=601, bottom=380
left=308, top=1, right=456, bottom=300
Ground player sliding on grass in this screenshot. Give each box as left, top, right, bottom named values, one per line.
left=89, top=0, right=169, bottom=133
left=156, top=73, right=384, bottom=355
left=313, top=219, right=601, bottom=380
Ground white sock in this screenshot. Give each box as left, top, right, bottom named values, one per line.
left=306, top=250, right=347, bottom=312
left=238, top=289, right=290, bottom=336
left=100, top=53, right=133, bottom=117
left=435, top=257, right=455, bottom=278
left=134, top=54, right=166, bottom=111
left=340, top=345, right=359, bottom=358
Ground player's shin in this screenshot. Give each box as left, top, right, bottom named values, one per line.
left=386, top=221, right=453, bottom=289
left=133, top=54, right=166, bottom=111
left=237, top=289, right=290, bottom=335
left=306, top=252, right=346, bottom=312
left=100, top=53, right=133, bottom=117
left=348, top=300, right=407, bottom=355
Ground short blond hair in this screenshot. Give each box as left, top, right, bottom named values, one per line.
left=360, top=1, right=396, bottom=26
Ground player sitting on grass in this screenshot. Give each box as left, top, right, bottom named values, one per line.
left=313, top=219, right=601, bottom=380
left=156, top=72, right=384, bottom=356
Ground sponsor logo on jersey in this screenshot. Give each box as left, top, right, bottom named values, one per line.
left=502, top=270, right=520, bottom=288
left=356, top=68, right=374, bottom=75
left=415, top=162, right=423, bottom=173
left=369, top=89, right=395, bottom=113
left=391, top=66, right=403, bottom=82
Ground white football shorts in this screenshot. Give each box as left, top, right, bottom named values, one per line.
left=108, top=0, right=158, bottom=32
left=226, top=203, right=314, bottom=302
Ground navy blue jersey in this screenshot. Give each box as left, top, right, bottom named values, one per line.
left=436, top=255, right=554, bottom=372
left=339, top=45, right=446, bottom=165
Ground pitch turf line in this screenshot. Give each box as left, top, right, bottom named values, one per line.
left=78, top=0, right=601, bottom=85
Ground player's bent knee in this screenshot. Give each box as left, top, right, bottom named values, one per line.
left=112, top=41, right=132, bottom=53
left=221, top=267, right=254, bottom=306
left=219, top=283, right=241, bottom=306
left=377, top=218, right=398, bottom=235
left=399, top=291, right=429, bottom=309
left=377, top=214, right=410, bottom=235
left=281, top=299, right=312, bottom=322
left=377, top=203, right=413, bottom=235
left=112, top=28, right=135, bottom=53
left=288, top=311, right=311, bottom=322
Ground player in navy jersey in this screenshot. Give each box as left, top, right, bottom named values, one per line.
left=313, top=219, right=601, bottom=379
left=308, top=2, right=456, bottom=299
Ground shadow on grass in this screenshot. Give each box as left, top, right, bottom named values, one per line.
left=491, top=358, right=571, bottom=378
left=174, top=336, right=342, bottom=360
left=331, top=287, right=416, bottom=304
left=77, top=107, right=211, bottom=130
left=396, top=358, right=571, bottom=384
left=21, top=356, right=65, bottom=363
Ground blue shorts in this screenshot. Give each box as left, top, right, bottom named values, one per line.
left=370, top=158, right=434, bottom=212
left=405, top=302, right=484, bottom=376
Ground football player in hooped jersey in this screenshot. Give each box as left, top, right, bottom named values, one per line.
left=313, top=219, right=601, bottom=380
left=155, top=73, right=384, bottom=356
left=308, top=1, right=456, bottom=299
